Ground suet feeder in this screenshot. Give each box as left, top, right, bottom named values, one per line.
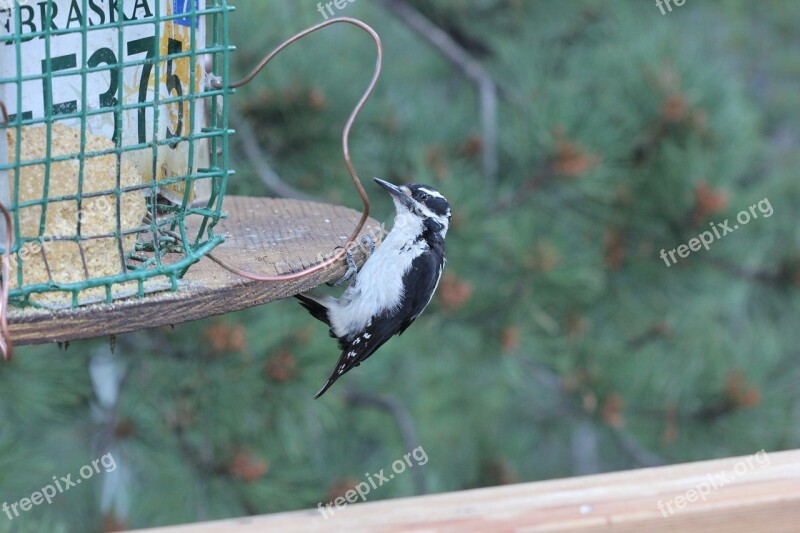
left=0, top=1, right=379, bottom=349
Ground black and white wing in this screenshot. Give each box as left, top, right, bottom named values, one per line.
left=313, top=251, right=445, bottom=399
left=313, top=308, right=400, bottom=399
left=398, top=250, right=444, bottom=335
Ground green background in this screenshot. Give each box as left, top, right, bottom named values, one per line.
left=2, top=1, right=799, bottom=530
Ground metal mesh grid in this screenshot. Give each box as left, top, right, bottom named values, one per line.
left=0, top=0, right=233, bottom=308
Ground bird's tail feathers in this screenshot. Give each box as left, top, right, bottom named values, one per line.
left=295, top=293, right=332, bottom=327
left=313, top=375, right=339, bottom=399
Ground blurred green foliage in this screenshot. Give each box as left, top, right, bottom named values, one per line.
left=2, top=1, right=800, bottom=531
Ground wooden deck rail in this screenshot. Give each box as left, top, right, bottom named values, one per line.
left=139, top=449, right=800, bottom=532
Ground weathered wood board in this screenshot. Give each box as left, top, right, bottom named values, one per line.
left=137, top=449, right=800, bottom=532
left=7, top=196, right=381, bottom=345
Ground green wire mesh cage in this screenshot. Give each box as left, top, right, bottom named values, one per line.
left=0, top=0, right=233, bottom=309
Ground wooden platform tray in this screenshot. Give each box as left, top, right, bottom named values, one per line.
left=8, top=196, right=380, bottom=345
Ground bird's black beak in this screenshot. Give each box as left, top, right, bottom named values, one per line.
left=374, top=178, right=414, bottom=209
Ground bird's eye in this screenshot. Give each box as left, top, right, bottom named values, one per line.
left=419, top=193, right=428, bottom=201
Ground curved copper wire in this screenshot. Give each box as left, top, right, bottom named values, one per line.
left=207, top=17, right=380, bottom=281
left=0, top=200, right=12, bottom=361
left=0, top=100, right=11, bottom=360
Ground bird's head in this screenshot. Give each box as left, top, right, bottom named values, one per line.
left=374, top=178, right=451, bottom=236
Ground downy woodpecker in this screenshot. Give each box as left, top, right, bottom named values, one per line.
left=296, top=178, right=451, bottom=398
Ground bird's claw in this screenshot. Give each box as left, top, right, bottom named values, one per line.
left=360, top=235, right=375, bottom=256
left=326, top=236, right=375, bottom=287
left=327, top=248, right=359, bottom=287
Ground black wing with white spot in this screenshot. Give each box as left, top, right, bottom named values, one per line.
left=313, top=310, right=401, bottom=399
left=313, top=251, right=445, bottom=399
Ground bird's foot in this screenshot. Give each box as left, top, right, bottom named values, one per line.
left=360, top=234, right=376, bottom=256
left=327, top=247, right=359, bottom=287
left=326, top=236, right=375, bottom=287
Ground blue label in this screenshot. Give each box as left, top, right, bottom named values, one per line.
left=173, top=0, right=199, bottom=28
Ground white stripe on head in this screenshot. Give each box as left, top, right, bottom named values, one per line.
left=416, top=204, right=450, bottom=232
left=418, top=187, right=445, bottom=200
left=416, top=204, right=438, bottom=220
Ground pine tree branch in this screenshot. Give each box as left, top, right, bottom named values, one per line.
left=489, top=164, right=554, bottom=214
left=516, top=357, right=665, bottom=468
left=378, top=0, right=498, bottom=187
left=700, top=255, right=791, bottom=285
left=571, top=420, right=600, bottom=475
left=343, top=389, right=427, bottom=495
left=556, top=7, right=603, bottom=48
left=232, top=110, right=317, bottom=201
left=608, top=430, right=665, bottom=468
left=626, top=321, right=672, bottom=351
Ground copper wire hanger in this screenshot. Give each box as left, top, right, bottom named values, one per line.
left=0, top=100, right=14, bottom=360
left=0, top=201, right=10, bottom=361
left=204, top=16, right=382, bottom=282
